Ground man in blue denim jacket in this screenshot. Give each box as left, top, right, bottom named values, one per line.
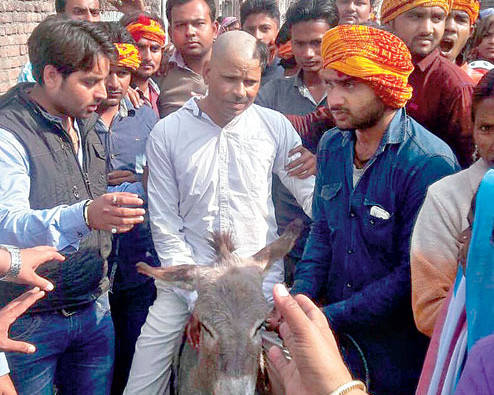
left=291, top=25, right=460, bottom=394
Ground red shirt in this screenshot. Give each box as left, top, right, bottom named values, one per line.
left=407, top=50, right=474, bottom=167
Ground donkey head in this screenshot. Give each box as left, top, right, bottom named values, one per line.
left=136, top=220, right=303, bottom=394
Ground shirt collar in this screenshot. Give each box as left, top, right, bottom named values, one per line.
left=292, top=69, right=327, bottom=106
left=293, top=69, right=305, bottom=88
left=169, top=50, right=194, bottom=73
left=183, top=97, right=247, bottom=129
left=147, top=78, right=161, bottom=95
left=380, top=108, right=407, bottom=146
left=414, top=49, right=439, bottom=73
left=339, top=108, right=407, bottom=151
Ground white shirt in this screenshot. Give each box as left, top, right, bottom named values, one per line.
left=146, top=98, right=314, bottom=306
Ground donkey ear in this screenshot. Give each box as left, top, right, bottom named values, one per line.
left=251, top=219, right=305, bottom=273
left=136, top=263, right=200, bottom=291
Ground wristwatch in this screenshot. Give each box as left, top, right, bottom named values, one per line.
left=0, top=245, right=22, bottom=280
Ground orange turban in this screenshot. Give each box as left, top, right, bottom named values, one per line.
left=126, top=15, right=166, bottom=47
left=322, top=25, right=414, bottom=109
left=114, top=43, right=141, bottom=71
left=277, top=41, right=294, bottom=60
left=451, top=0, right=480, bottom=24
left=380, top=0, right=451, bottom=24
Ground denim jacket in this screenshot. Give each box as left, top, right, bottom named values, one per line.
left=292, top=109, right=459, bottom=393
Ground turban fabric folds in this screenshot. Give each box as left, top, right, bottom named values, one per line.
left=115, top=43, right=141, bottom=71
left=380, top=0, right=451, bottom=24
left=322, top=25, right=414, bottom=109
left=277, top=41, right=294, bottom=60
left=452, top=0, right=480, bottom=24
left=126, top=15, right=166, bottom=47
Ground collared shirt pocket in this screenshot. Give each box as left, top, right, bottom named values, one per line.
left=362, top=199, right=395, bottom=251
left=319, top=182, right=342, bottom=226
left=320, top=182, right=341, bottom=201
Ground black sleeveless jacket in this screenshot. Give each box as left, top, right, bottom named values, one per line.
left=0, top=83, right=112, bottom=312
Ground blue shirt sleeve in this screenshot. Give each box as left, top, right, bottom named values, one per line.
left=0, top=128, right=90, bottom=251
left=108, top=182, right=145, bottom=199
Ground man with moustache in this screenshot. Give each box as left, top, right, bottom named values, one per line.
left=335, top=0, right=374, bottom=25
left=94, top=22, right=159, bottom=395
left=440, top=0, right=483, bottom=83
left=291, top=25, right=459, bottom=394
left=381, top=0, right=475, bottom=167
left=124, top=31, right=314, bottom=394
left=240, top=0, right=284, bottom=86
left=0, top=17, right=145, bottom=394
left=157, top=0, right=218, bottom=117
left=121, top=12, right=166, bottom=117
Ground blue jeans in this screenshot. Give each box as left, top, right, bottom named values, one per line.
left=6, top=293, right=115, bottom=395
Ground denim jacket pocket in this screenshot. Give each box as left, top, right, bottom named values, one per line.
left=320, top=183, right=342, bottom=201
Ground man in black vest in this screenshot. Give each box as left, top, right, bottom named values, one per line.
left=0, top=17, right=145, bottom=394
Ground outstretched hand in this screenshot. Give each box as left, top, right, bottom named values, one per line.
left=0, top=288, right=46, bottom=354
left=267, top=284, right=360, bottom=395
left=2, top=246, right=64, bottom=292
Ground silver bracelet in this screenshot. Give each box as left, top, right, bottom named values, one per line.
left=0, top=245, right=22, bottom=280
left=329, top=380, right=366, bottom=395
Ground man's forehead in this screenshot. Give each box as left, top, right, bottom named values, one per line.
left=109, top=64, right=131, bottom=73
left=78, top=55, right=110, bottom=76
left=450, top=9, right=469, bottom=18
left=137, top=37, right=163, bottom=47
left=323, top=69, right=354, bottom=80
left=405, top=5, right=446, bottom=16
left=243, top=13, right=278, bottom=27
left=66, top=0, right=100, bottom=8
left=171, top=0, right=212, bottom=22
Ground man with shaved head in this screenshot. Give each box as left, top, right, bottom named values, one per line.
left=124, top=30, right=315, bottom=393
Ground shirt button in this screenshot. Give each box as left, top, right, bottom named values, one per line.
left=347, top=249, right=354, bottom=254
left=110, top=154, right=116, bottom=159
left=370, top=219, right=376, bottom=225
left=77, top=232, right=83, bottom=238
left=346, top=282, right=352, bottom=288
left=350, top=212, right=356, bottom=218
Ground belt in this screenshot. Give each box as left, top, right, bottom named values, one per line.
left=59, top=303, right=91, bottom=317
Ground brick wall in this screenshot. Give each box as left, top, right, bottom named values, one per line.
left=0, top=1, right=54, bottom=94
left=0, top=0, right=162, bottom=95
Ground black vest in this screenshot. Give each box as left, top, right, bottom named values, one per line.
left=0, top=83, right=112, bottom=312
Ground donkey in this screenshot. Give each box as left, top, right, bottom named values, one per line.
left=136, top=220, right=303, bottom=395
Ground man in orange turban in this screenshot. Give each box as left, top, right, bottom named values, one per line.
left=440, top=0, right=484, bottom=83
left=291, top=23, right=459, bottom=395
left=380, top=0, right=474, bottom=168
left=122, top=13, right=166, bottom=116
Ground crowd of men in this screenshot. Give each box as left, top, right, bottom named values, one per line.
left=0, top=0, right=493, bottom=394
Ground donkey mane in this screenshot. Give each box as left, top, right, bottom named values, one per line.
left=210, top=232, right=237, bottom=265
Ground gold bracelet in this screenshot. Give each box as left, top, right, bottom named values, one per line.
left=329, top=380, right=366, bottom=395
